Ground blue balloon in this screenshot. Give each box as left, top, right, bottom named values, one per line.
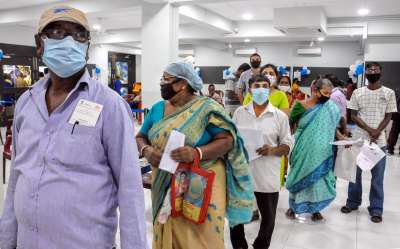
left=301, top=68, right=308, bottom=77
left=355, top=64, right=364, bottom=76
left=277, top=66, right=287, bottom=76
left=0, top=49, right=3, bottom=61
left=95, top=67, right=101, bottom=74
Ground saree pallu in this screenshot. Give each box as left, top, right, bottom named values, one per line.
left=286, top=101, right=340, bottom=214
left=148, top=97, right=254, bottom=249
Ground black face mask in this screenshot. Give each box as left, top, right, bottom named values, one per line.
left=318, top=96, right=330, bottom=104
left=366, top=73, right=381, bottom=84
left=161, top=83, right=177, bottom=100
left=250, top=61, right=261, bottom=69
left=318, top=93, right=330, bottom=104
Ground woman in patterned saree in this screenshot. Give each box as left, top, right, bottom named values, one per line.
left=136, top=62, right=254, bottom=249
left=285, top=78, right=340, bottom=221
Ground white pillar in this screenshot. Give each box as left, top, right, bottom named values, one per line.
left=141, top=3, right=179, bottom=108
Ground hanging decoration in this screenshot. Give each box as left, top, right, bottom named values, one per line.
left=300, top=66, right=311, bottom=77
left=277, top=66, right=289, bottom=76
left=0, top=49, right=3, bottom=61
left=223, top=67, right=235, bottom=80
left=348, top=60, right=364, bottom=83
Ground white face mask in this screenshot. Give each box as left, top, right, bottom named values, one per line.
left=266, top=74, right=277, bottom=85
left=279, top=85, right=291, bottom=92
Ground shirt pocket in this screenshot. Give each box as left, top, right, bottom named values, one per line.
left=51, top=123, right=104, bottom=168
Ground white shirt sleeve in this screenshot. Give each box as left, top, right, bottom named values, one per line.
left=348, top=90, right=359, bottom=111
left=386, top=90, right=398, bottom=113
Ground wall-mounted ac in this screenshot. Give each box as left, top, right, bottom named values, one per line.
left=179, top=49, right=195, bottom=57
left=273, top=7, right=327, bottom=37
left=234, top=48, right=257, bottom=56
left=297, top=47, right=322, bottom=56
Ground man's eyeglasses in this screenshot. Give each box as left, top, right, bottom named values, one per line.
left=41, top=28, right=90, bottom=43
left=366, top=68, right=381, bottom=73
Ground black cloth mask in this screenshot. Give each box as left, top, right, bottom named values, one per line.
left=250, top=61, right=261, bottom=69
left=318, top=91, right=330, bottom=104
left=366, top=73, right=381, bottom=84
left=161, top=83, right=177, bottom=100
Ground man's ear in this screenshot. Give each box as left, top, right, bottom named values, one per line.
left=35, top=34, right=44, bottom=58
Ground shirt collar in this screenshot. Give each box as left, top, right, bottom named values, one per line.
left=244, top=101, right=276, bottom=117
left=29, top=68, right=91, bottom=96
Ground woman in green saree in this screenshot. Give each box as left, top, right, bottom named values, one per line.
left=136, top=62, right=254, bottom=249
left=285, top=78, right=340, bottom=221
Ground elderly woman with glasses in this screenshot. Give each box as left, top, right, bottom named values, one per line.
left=285, top=78, right=340, bottom=222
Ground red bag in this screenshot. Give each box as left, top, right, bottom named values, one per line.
left=171, top=150, right=216, bottom=224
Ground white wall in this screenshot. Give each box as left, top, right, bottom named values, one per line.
left=0, top=24, right=36, bottom=46
left=194, top=41, right=362, bottom=69
left=365, top=37, right=400, bottom=61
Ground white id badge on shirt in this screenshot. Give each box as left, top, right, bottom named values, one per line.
left=69, top=99, right=103, bottom=127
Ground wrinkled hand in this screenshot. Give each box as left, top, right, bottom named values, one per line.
left=256, top=145, right=274, bottom=156
left=171, top=146, right=196, bottom=163
left=144, top=146, right=162, bottom=167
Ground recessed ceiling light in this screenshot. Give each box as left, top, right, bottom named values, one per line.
left=244, top=38, right=251, bottom=43
left=93, top=24, right=101, bottom=31
left=317, top=37, right=325, bottom=41
left=242, top=13, right=254, bottom=20
left=357, top=8, right=370, bottom=16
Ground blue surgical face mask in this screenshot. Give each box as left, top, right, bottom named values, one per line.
left=252, top=88, right=270, bottom=105
left=42, top=36, right=88, bottom=78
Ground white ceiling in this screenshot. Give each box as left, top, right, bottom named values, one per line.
left=200, top=0, right=400, bottom=20
left=2, top=0, right=400, bottom=48
left=0, top=0, right=63, bottom=10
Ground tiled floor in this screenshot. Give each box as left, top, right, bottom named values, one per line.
left=1, top=133, right=400, bottom=249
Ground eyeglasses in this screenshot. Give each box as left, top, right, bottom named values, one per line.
left=366, top=68, right=381, bottom=73
left=41, top=28, right=90, bottom=43
left=160, top=76, right=180, bottom=85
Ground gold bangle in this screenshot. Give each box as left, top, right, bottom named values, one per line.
left=196, top=147, right=203, bottom=160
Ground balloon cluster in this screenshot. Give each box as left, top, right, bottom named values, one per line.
left=300, top=66, right=311, bottom=77
left=0, top=49, right=3, bottom=61
left=223, top=67, right=235, bottom=80
left=348, top=60, right=364, bottom=83
left=277, top=66, right=289, bottom=76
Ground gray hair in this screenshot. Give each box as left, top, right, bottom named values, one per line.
left=312, top=78, right=333, bottom=91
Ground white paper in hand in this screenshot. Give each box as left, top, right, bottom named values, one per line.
left=238, top=127, right=264, bottom=161
left=330, top=138, right=363, bottom=146
left=356, top=141, right=386, bottom=171
left=159, top=130, right=186, bottom=174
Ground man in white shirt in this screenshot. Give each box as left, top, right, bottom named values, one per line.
left=230, top=74, right=293, bottom=249
left=341, top=62, right=397, bottom=223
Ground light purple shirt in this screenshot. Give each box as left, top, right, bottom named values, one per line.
left=0, top=70, right=148, bottom=249
left=330, top=87, right=347, bottom=117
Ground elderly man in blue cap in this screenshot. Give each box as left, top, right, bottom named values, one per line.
left=0, top=5, right=148, bottom=249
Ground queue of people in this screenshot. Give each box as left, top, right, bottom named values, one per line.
left=0, top=5, right=397, bottom=249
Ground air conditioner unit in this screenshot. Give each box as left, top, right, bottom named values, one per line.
left=273, top=7, right=327, bottom=37
left=297, top=47, right=322, bottom=56
left=234, top=48, right=257, bottom=56
left=179, top=49, right=195, bottom=57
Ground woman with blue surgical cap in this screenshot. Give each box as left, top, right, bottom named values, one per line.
left=136, top=62, right=254, bottom=249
